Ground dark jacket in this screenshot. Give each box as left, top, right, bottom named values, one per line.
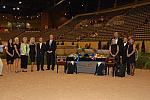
left=36, top=43, right=46, bottom=57
left=46, top=40, right=57, bottom=54
left=122, top=42, right=128, bottom=64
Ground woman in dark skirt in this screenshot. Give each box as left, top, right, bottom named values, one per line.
left=5, top=38, right=14, bottom=73
left=127, top=38, right=136, bottom=76
left=29, top=37, right=36, bottom=72
left=109, top=39, right=119, bottom=63
left=14, top=37, right=21, bottom=73
left=109, top=39, right=119, bottom=75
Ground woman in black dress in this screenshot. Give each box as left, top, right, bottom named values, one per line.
left=14, top=37, right=21, bottom=73
left=29, top=37, right=36, bottom=72
left=109, top=39, right=119, bottom=75
left=5, top=38, right=14, bottom=73
left=109, top=39, right=119, bottom=62
left=127, top=38, right=136, bottom=76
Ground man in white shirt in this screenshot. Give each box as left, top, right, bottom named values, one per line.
left=122, top=37, right=128, bottom=63
left=123, top=36, right=130, bottom=75
left=36, top=37, right=46, bottom=71
left=46, top=35, right=57, bottom=71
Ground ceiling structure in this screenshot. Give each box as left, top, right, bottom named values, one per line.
left=0, top=0, right=144, bottom=16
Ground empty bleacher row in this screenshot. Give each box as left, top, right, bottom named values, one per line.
left=0, top=30, right=25, bottom=41
left=0, top=3, right=150, bottom=42
left=133, top=23, right=150, bottom=40
left=55, top=3, right=150, bottom=41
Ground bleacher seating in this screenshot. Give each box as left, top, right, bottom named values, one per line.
left=54, top=3, right=150, bottom=41
left=0, top=2, right=150, bottom=42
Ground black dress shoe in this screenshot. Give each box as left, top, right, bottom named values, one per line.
left=0, top=75, right=3, bottom=76
left=46, top=69, right=50, bottom=70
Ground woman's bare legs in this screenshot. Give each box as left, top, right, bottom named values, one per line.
left=14, top=58, right=20, bottom=73
left=31, top=62, right=34, bottom=72
left=130, top=63, right=135, bottom=76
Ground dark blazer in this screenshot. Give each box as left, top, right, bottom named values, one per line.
left=117, top=38, right=123, bottom=56
left=36, top=43, right=46, bottom=57
left=46, top=40, right=57, bottom=66
left=122, top=42, right=128, bottom=64
left=46, top=40, right=57, bottom=54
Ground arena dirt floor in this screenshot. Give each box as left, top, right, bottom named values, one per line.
left=0, top=60, right=150, bottom=100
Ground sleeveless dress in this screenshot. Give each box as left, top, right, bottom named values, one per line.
left=127, top=44, right=135, bottom=64
left=110, top=44, right=119, bottom=63
left=111, top=44, right=117, bottom=55
left=29, top=44, right=36, bottom=62
left=6, top=44, right=14, bottom=64
left=14, top=43, right=21, bottom=59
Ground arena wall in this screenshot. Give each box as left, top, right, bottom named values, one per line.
left=56, top=41, right=150, bottom=55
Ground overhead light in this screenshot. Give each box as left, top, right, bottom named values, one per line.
left=2, top=5, right=6, bottom=9
left=81, top=4, right=84, bottom=7
left=13, top=8, right=16, bottom=10
left=68, top=2, right=71, bottom=4
left=17, top=7, right=20, bottom=10
left=19, top=1, right=22, bottom=4
left=13, top=7, right=20, bottom=10
left=65, top=13, right=67, bottom=15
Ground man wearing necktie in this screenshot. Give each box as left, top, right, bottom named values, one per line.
left=46, top=35, right=57, bottom=71
left=36, top=37, right=46, bottom=71
left=122, top=36, right=130, bottom=75
left=122, top=37, right=128, bottom=64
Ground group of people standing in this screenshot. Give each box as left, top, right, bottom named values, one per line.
left=0, top=32, right=136, bottom=77
left=0, top=34, right=57, bottom=76
left=109, top=32, right=136, bottom=76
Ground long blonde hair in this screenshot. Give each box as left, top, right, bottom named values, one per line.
left=14, top=37, right=19, bottom=44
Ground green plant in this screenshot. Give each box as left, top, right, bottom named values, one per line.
left=136, top=43, right=140, bottom=51
left=136, top=52, right=150, bottom=69
left=145, top=61, right=150, bottom=69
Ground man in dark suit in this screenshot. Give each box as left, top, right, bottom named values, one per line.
left=122, top=36, right=130, bottom=75
left=36, top=37, right=46, bottom=71
left=46, top=34, right=57, bottom=71
left=122, top=37, right=128, bottom=64
left=111, top=32, right=124, bottom=63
